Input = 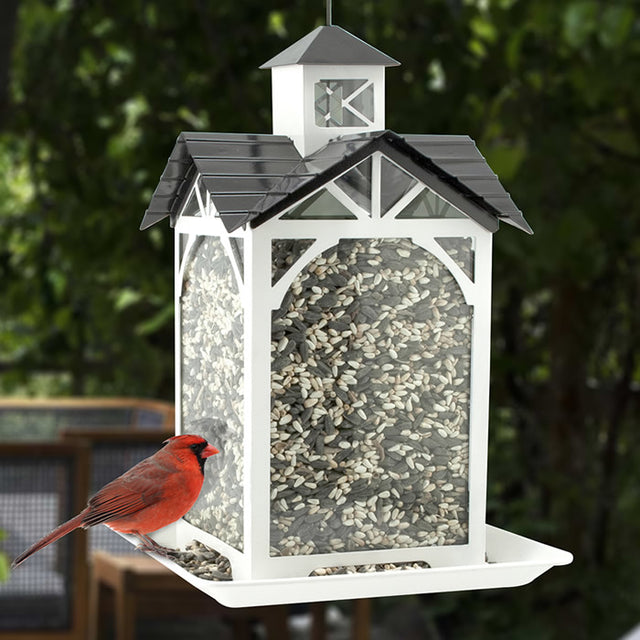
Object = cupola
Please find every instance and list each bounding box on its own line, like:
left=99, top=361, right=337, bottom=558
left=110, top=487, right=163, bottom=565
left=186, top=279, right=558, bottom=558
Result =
left=260, top=25, right=399, bottom=156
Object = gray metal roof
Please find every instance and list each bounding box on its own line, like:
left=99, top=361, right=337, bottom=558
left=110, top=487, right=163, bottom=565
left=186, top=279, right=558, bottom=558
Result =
left=141, top=130, right=532, bottom=235
left=260, top=26, right=400, bottom=69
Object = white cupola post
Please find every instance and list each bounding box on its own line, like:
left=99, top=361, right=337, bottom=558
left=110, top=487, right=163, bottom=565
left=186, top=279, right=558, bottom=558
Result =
left=260, top=25, right=399, bottom=156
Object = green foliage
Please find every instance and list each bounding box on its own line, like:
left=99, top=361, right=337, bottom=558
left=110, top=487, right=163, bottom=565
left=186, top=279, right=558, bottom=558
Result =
left=1, top=0, right=640, bottom=637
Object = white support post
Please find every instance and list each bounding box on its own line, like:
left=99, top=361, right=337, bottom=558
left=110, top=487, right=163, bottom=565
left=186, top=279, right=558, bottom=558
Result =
left=244, top=226, right=274, bottom=579
left=466, top=231, right=493, bottom=564
left=174, top=231, right=183, bottom=437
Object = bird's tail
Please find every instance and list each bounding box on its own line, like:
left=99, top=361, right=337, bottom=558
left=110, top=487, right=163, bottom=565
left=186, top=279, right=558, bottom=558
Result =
left=10, top=511, right=87, bottom=569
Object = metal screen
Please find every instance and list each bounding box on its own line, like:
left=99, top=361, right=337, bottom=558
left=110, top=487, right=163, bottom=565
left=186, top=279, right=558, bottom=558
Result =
left=0, top=457, right=75, bottom=630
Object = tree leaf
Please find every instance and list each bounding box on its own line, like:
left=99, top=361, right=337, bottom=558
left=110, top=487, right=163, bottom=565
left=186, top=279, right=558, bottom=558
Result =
left=563, top=1, right=597, bottom=48
left=599, top=5, right=634, bottom=49
left=135, top=304, right=174, bottom=336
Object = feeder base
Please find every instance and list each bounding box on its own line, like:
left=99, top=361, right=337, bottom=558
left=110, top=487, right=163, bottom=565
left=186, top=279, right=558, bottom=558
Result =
left=117, top=523, right=572, bottom=608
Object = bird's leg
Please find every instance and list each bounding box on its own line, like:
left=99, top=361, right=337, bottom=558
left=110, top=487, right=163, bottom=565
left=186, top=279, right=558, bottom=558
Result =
left=131, top=532, right=176, bottom=557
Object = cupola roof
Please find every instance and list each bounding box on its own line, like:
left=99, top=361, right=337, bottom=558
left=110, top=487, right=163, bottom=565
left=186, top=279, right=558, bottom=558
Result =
left=260, top=25, right=400, bottom=69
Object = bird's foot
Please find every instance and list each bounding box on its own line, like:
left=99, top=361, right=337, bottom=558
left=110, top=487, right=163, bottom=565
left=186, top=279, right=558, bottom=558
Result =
left=132, top=532, right=176, bottom=558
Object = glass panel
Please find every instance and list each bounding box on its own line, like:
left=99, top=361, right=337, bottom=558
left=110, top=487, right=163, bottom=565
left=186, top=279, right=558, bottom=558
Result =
left=335, top=158, right=372, bottom=213
left=349, top=84, right=374, bottom=121
left=229, top=237, right=244, bottom=282
left=435, top=237, right=475, bottom=281
left=180, top=187, right=202, bottom=217
left=181, top=236, right=244, bottom=551
left=270, top=237, right=471, bottom=556
left=380, top=157, right=418, bottom=216
left=315, top=79, right=372, bottom=127
left=272, top=239, right=315, bottom=285
left=281, top=189, right=357, bottom=220
left=396, top=188, right=466, bottom=219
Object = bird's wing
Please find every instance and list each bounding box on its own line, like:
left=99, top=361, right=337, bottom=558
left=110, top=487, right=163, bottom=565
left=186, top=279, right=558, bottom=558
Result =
left=82, top=457, right=166, bottom=527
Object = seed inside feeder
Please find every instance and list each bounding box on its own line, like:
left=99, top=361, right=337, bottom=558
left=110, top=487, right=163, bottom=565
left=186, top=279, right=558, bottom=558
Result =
left=181, top=236, right=245, bottom=551
left=270, top=237, right=471, bottom=556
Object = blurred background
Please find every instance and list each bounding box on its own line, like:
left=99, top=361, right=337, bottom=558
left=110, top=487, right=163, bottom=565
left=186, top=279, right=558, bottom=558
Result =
left=0, top=0, right=639, bottom=637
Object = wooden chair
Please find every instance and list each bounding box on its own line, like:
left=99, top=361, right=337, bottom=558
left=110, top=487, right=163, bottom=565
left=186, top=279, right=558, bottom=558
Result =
left=0, top=441, right=90, bottom=639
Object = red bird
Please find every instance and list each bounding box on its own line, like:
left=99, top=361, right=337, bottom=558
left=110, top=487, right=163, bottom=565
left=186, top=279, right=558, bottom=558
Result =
left=11, top=434, right=219, bottom=569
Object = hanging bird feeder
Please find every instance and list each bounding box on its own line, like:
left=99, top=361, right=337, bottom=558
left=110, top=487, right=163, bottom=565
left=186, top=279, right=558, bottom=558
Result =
left=136, top=21, right=571, bottom=607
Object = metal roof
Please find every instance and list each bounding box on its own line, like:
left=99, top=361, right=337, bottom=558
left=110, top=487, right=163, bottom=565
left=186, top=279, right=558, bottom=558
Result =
left=260, top=25, right=400, bottom=69
left=141, top=130, right=532, bottom=235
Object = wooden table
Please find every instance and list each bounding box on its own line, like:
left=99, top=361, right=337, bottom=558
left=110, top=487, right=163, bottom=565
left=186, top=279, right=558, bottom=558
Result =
left=89, top=552, right=289, bottom=640
left=89, top=551, right=371, bottom=640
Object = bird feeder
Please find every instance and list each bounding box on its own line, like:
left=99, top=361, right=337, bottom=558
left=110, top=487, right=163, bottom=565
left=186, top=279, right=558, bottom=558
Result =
left=138, top=24, right=571, bottom=607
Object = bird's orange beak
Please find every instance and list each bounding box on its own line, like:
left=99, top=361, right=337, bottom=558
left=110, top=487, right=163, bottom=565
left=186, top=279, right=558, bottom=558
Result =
left=202, top=444, right=220, bottom=458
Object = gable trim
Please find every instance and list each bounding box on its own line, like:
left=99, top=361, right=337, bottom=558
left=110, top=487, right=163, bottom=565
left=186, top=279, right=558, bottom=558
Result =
left=250, top=135, right=499, bottom=233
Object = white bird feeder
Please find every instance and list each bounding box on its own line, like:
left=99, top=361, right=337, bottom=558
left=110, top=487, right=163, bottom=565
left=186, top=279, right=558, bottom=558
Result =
left=138, top=24, right=571, bottom=607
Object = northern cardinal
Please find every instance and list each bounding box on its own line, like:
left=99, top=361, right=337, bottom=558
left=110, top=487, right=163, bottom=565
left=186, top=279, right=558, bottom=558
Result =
left=11, top=434, right=219, bottom=569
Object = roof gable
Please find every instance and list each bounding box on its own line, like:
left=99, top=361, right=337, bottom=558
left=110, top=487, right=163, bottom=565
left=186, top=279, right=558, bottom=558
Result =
left=260, top=25, right=400, bottom=69
left=141, top=130, right=532, bottom=235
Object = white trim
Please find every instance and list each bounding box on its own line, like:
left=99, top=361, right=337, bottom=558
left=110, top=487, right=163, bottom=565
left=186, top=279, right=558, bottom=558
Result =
left=206, top=190, right=213, bottom=217
left=174, top=232, right=183, bottom=437
left=466, top=231, right=493, bottom=560
left=265, top=217, right=483, bottom=239
left=175, top=214, right=231, bottom=236
left=384, top=182, right=425, bottom=219
left=175, top=174, right=206, bottom=222
left=270, top=237, right=337, bottom=310
left=340, top=79, right=375, bottom=127
left=325, top=181, right=369, bottom=220
left=409, top=233, right=475, bottom=304
left=259, top=226, right=486, bottom=574
left=194, top=176, right=205, bottom=214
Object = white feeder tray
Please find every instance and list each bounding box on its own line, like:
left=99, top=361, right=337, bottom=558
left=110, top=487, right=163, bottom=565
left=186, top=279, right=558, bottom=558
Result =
left=119, top=521, right=572, bottom=608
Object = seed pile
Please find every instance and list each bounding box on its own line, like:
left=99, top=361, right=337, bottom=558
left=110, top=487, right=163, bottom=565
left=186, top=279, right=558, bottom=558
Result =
left=181, top=236, right=244, bottom=551
left=272, top=239, right=315, bottom=285
left=170, top=541, right=233, bottom=581
left=270, top=237, right=471, bottom=556
left=310, top=560, right=430, bottom=576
